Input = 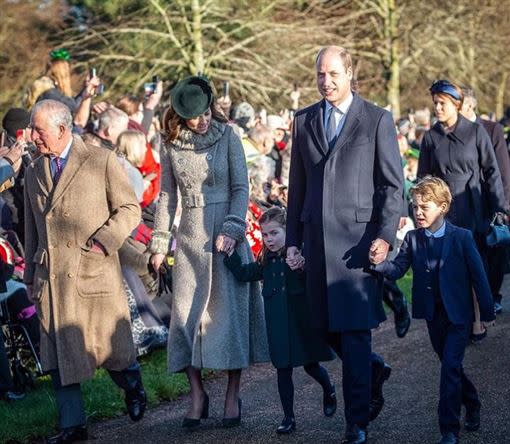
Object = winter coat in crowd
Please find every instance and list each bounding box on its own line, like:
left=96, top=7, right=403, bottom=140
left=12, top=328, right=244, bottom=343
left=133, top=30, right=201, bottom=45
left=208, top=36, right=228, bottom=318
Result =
left=150, top=119, right=268, bottom=372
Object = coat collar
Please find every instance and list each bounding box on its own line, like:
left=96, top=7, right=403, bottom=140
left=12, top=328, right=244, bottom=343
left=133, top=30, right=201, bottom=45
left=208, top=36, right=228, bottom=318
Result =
left=308, top=93, right=363, bottom=157
left=35, top=135, right=92, bottom=211
left=431, top=114, right=472, bottom=145
left=417, top=220, right=454, bottom=269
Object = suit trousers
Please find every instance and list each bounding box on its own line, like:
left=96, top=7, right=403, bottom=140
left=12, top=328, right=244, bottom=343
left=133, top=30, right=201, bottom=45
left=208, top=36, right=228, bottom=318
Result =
left=327, top=330, right=372, bottom=428
left=427, top=304, right=480, bottom=436
left=487, top=245, right=508, bottom=303
left=50, top=361, right=142, bottom=429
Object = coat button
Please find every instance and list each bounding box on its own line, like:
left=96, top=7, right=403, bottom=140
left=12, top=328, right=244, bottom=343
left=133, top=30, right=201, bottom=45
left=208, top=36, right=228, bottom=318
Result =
left=50, top=274, right=56, bottom=279
left=48, top=245, right=55, bottom=250
left=67, top=273, right=74, bottom=278
left=282, top=286, right=286, bottom=291
left=64, top=212, right=70, bottom=217
left=186, top=184, right=192, bottom=189
left=67, top=241, right=72, bottom=248
left=280, top=272, right=284, bottom=276
left=46, top=214, right=53, bottom=220
left=181, top=172, right=187, bottom=177
left=272, top=288, right=277, bottom=292
left=206, top=154, right=213, bottom=160
left=426, top=269, right=430, bottom=273
left=427, top=286, right=432, bottom=290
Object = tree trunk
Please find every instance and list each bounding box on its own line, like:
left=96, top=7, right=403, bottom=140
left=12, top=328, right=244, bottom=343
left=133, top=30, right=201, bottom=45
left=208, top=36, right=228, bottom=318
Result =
left=385, top=0, right=400, bottom=118
left=190, top=0, right=205, bottom=75
left=495, top=72, right=508, bottom=120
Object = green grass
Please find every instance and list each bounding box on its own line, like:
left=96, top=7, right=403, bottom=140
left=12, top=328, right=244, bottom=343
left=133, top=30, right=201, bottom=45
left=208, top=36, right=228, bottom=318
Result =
left=398, top=271, right=413, bottom=304
left=0, top=349, right=191, bottom=443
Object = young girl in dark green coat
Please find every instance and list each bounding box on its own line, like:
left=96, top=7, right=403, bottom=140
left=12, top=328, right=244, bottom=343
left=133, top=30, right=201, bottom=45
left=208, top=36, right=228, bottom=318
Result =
left=224, top=207, right=335, bottom=434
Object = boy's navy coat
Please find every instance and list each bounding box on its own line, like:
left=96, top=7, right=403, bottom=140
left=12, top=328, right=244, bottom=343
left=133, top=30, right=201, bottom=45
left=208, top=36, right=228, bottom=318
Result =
left=374, top=222, right=495, bottom=325
left=286, top=93, right=404, bottom=331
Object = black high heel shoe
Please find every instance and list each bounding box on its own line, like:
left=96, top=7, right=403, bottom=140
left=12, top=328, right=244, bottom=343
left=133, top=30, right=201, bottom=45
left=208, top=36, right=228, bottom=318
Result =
left=182, top=392, right=209, bottom=429
left=222, top=398, right=242, bottom=428
left=276, top=416, right=296, bottom=434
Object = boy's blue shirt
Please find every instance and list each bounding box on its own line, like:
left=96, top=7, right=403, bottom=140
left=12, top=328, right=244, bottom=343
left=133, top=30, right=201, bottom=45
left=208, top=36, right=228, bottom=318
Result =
left=373, top=221, right=495, bottom=325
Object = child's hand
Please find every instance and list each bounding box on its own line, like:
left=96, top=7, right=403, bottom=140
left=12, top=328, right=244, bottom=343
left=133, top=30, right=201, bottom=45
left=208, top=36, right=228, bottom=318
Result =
left=483, top=320, right=496, bottom=328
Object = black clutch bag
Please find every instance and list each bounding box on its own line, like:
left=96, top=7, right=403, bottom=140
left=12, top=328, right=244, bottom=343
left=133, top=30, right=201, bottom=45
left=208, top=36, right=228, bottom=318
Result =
left=486, top=213, right=510, bottom=247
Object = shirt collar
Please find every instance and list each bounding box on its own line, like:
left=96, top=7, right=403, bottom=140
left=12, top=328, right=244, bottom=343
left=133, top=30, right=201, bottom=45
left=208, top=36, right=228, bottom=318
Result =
left=424, top=221, right=446, bottom=238
left=325, top=91, right=353, bottom=116
left=52, top=137, right=73, bottom=160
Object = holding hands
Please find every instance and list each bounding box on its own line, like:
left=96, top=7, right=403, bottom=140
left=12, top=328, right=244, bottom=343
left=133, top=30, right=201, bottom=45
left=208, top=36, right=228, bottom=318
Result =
left=216, top=234, right=236, bottom=256
left=369, top=238, right=390, bottom=265
left=286, top=246, right=305, bottom=270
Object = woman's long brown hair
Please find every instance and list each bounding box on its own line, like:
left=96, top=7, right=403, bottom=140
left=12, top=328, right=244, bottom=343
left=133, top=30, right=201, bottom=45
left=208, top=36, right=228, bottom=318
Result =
left=162, top=99, right=228, bottom=143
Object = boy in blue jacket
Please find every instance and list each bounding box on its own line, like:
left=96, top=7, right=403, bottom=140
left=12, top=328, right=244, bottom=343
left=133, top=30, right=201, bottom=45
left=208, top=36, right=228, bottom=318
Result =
left=372, top=176, right=495, bottom=444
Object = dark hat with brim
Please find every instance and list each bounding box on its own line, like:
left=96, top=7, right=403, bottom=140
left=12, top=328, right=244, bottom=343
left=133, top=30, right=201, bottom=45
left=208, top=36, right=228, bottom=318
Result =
left=171, top=76, right=213, bottom=120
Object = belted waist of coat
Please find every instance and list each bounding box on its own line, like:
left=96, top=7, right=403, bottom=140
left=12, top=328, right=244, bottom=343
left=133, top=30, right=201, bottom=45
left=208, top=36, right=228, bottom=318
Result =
left=181, top=192, right=231, bottom=208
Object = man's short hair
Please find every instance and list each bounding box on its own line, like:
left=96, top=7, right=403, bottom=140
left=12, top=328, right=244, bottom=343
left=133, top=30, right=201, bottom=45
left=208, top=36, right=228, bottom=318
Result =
left=411, top=176, right=452, bottom=212
left=461, top=86, right=477, bottom=108
left=31, top=99, right=73, bottom=130
left=98, top=107, right=129, bottom=132
left=315, top=46, right=353, bottom=72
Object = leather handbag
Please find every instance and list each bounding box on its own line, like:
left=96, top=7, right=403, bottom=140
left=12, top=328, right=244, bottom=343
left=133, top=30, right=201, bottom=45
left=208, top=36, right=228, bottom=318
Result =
left=486, top=214, right=510, bottom=247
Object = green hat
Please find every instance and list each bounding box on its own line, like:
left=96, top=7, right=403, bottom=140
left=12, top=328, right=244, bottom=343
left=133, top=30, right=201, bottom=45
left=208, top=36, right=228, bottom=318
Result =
left=171, top=76, right=213, bottom=119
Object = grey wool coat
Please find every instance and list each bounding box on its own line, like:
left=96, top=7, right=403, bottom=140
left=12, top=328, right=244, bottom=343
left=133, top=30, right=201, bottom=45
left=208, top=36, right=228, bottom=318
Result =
left=150, top=119, right=269, bottom=372
left=23, top=136, right=141, bottom=386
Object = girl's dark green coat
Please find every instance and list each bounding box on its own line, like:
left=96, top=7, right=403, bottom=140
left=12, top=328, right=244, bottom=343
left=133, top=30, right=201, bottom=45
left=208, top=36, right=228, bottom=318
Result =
left=224, top=251, right=334, bottom=369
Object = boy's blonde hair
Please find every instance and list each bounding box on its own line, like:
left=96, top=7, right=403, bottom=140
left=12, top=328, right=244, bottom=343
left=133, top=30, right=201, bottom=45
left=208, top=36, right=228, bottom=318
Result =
left=411, top=176, right=452, bottom=211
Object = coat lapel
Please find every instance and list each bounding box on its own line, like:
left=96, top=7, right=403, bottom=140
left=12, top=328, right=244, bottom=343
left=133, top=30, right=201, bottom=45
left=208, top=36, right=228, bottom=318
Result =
left=328, top=93, right=362, bottom=158
left=307, top=100, right=329, bottom=156
left=439, top=222, right=453, bottom=269
left=34, top=156, right=53, bottom=198
left=48, top=136, right=92, bottom=212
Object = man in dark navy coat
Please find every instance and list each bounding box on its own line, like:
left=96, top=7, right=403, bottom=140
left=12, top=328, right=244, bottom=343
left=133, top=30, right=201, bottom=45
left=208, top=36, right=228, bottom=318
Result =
left=286, top=46, right=403, bottom=444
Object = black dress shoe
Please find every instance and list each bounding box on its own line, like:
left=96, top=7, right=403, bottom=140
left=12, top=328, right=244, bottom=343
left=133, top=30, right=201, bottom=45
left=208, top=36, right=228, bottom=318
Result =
left=370, top=363, right=391, bottom=422
left=323, top=384, right=337, bottom=417
left=182, top=393, right=209, bottom=429
left=437, top=432, right=458, bottom=444
left=465, top=405, right=480, bottom=431
left=395, top=307, right=411, bottom=338
left=222, top=398, right=242, bottom=428
left=341, top=424, right=367, bottom=444
left=470, top=328, right=487, bottom=344
left=125, top=385, right=147, bottom=421
left=46, top=425, right=88, bottom=444
left=276, top=416, right=296, bottom=434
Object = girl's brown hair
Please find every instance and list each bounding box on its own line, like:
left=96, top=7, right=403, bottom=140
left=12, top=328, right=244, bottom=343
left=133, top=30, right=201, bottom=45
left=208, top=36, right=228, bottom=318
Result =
left=257, top=206, right=287, bottom=264
left=116, top=95, right=142, bottom=117
left=162, top=99, right=228, bottom=143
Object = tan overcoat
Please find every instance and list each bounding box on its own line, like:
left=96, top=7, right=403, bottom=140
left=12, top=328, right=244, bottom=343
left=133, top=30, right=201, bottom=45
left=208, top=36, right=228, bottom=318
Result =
left=23, top=136, right=141, bottom=386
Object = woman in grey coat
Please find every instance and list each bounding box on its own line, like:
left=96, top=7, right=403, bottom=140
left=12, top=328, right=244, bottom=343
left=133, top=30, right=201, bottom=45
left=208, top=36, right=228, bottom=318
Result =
left=150, top=76, right=268, bottom=429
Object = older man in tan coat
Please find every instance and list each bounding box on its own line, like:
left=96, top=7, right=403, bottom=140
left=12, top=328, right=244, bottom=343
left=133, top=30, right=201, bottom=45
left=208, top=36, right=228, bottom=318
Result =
left=24, top=100, right=145, bottom=444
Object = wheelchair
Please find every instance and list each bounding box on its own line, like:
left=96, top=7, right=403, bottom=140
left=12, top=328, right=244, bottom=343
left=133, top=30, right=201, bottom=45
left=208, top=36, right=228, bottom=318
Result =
left=1, top=295, right=43, bottom=393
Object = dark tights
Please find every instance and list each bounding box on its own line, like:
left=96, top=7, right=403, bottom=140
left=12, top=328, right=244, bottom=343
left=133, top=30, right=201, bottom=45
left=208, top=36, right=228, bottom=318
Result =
left=277, top=363, right=332, bottom=418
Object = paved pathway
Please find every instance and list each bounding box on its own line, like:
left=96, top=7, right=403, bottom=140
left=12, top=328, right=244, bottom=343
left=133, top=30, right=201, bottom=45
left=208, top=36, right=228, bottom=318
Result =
left=90, top=281, right=510, bottom=443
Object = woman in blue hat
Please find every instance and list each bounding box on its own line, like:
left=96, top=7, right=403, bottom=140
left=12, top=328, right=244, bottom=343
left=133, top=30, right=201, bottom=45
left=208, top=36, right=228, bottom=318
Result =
left=150, top=76, right=268, bottom=429
left=418, top=80, right=507, bottom=342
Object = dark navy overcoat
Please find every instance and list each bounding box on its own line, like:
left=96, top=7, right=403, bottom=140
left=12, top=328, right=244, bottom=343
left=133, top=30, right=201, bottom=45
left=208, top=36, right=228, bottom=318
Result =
left=418, top=115, right=507, bottom=234
left=286, top=94, right=404, bottom=332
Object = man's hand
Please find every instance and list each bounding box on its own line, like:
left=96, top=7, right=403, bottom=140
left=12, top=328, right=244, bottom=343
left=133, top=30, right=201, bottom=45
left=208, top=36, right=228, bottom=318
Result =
left=84, top=74, right=101, bottom=99
left=215, top=234, right=236, bottom=255
left=90, top=240, right=106, bottom=255
left=286, top=252, right=305, bottom=271
left=398, top=217, right=407, bottom=230
left=369, top=238, right=390, bottom=265
left=286, top=246, right=302, bottom=269
left=92, top=101, right=110, bottom=115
